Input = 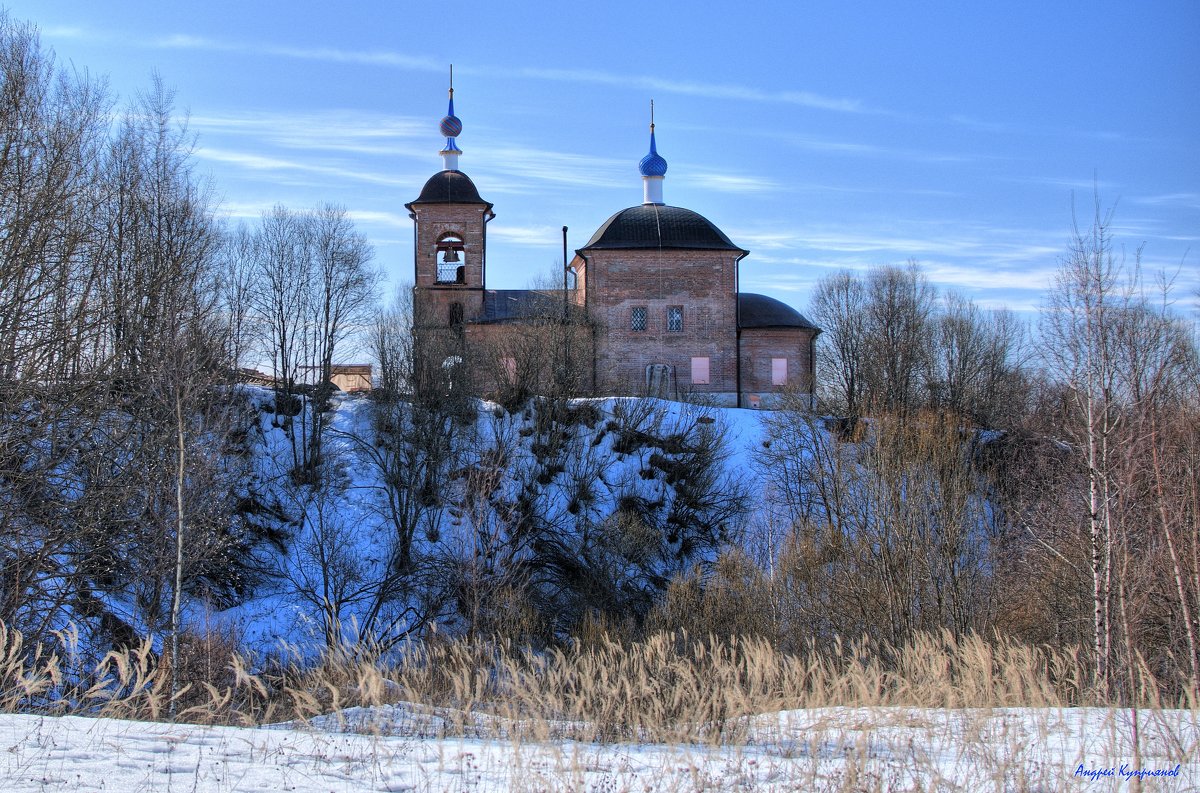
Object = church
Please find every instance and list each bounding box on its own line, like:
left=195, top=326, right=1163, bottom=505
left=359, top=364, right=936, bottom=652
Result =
left=408, top=84, right=819, bottom=408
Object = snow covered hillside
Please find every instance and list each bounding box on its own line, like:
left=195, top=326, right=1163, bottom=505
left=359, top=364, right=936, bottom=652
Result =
left=216, top=388, right=775, bottom=653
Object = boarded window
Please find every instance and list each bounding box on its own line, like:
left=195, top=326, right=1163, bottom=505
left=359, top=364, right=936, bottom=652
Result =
left=666, top=305, right=683, bottom=332
left=771, top=357, right=788, bottom=386
left=631, top=306, right=647, bottom=331
left=691, top=356, right=710, bottom=385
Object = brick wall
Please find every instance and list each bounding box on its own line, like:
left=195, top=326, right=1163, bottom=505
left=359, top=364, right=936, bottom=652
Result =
left=465, top=320, right=596, bottom=398
left=411, top=203, right=490, bottom=328
left=738, top=327, right=817, bottom=402
left=583, top=248, right=738, bottom=399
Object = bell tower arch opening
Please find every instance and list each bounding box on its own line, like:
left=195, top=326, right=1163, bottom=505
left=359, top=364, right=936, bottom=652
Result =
left=436, top=233, right=466, bottom=283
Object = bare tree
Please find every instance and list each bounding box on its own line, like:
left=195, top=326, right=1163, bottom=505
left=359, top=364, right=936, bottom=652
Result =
left=249, top=204, right=377, bottom=479
left=809, top=270, right=867, bottom=419
left=250, top=205, right=310, bottom=473
left=0, top=22, right=266, bottom=658
left=928, top=292, right=1030, bottom=427
left=1039, top=198, right=1200, bottom=695
left=862, top=261, right=936, bottom=418
left=303, top=204, right=377, bottom=466
left=1040, top=203, right=1132, bottom=694
left=0, top=12, right=109, bottom=383
left=216, top=223, right=259, bottom=373
left=98, top=76, right=216, bottom=381
left=307, top=205, right=376, bottom=386
left=758, top=401, right=994, bottom=650
left=809, top=263, right=937, bottom=422
left=0, top=15, right=110, bottom=640
left=373, top=287, right=426, bottom=401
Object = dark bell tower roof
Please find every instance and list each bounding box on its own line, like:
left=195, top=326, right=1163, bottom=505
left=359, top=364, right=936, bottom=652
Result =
left=407, top=170, right=492, bottom=208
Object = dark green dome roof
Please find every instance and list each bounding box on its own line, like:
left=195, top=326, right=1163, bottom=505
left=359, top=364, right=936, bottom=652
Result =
left=739, top=293, right=820, bottom=331
left=581, top=205, right=745, bottom=252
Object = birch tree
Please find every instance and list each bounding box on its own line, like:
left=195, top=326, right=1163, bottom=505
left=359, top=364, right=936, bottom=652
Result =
left=1038, top=201, right=1199, bottom=694
left=1041, top=203, right=1128, bottom=693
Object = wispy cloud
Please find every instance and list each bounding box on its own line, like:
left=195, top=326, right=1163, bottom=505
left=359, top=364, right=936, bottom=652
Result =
left=948, top=114, right=1026, bottom=135
left=488, top=224, right=565, bottom=247
left=746, top=253, right=1057, bottom=310
left=189, top=111, right=430, bottom=158
left=1000, top=174, right=1113, bottom=192
left=150, top=34, right=444, bottom=73
left=515, top=67, right=867, bottom=113
left=676, top=172, right=777, bottom=194
left=731, top=231, right=809, bottom=251
left=40, top=25, right=94, bottom=40
left=196, top=147, right=415, bottom=188
left=345, top=210, right=413, bottom=230
left=45, top=26, right=870, bottom=116
left=475, top=146, right=628, bottom=191
left=189, top=108, right=633, bottom=197
left=920, top=260, right=1059, bottom=292
left=214, top=200, right=274, bottom=221
left=775, top=133, right=979, bottom=164
left=948, top=113, right=1132, bottom=145
left=1131, top=192, right=1200, bottom=210
left=732, top=219, right=1071, bottom=302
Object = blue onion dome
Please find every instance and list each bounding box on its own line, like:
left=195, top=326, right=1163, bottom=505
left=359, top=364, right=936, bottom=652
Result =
left=440, top=111, right=462, bottom=138
left=638, top=127, right=668, bottom=177
left=440, top=91, right=463, bottom=138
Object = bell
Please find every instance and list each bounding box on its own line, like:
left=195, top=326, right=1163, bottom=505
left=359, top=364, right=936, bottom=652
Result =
left=441, top=247, right=460, bottom=263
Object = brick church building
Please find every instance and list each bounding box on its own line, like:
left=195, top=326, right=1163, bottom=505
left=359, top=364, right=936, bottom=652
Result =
left=408, top=86, right=819, bottom=408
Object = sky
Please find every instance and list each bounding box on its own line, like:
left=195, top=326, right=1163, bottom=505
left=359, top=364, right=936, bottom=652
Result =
left=6, top=0, right=1198, bottom=317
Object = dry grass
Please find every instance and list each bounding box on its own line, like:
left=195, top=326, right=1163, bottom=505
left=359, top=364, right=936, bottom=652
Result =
left=4, top=622, right=1197, bottom=791
left=2, top=621, right=1195, bottom=745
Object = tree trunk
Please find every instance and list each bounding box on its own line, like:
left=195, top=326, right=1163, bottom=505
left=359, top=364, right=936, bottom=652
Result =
left=169, top=390, right=186, bottom=720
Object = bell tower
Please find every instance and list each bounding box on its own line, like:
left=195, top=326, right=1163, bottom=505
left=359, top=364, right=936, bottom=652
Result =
left=407, top=68, right=494, bottom=332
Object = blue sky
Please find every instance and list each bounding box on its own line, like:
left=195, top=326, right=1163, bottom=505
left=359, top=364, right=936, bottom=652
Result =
left=8, top=0, right=1198, bottom=316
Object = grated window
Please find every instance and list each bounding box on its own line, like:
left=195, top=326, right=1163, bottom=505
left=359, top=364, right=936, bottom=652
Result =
left=631, top=306, right=647, bottom=332
left=667, top=305, right=683, bottom=332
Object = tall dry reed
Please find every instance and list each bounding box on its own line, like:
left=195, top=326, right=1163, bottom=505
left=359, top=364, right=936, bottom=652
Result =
left=2, top=621, right=1194, bottom=745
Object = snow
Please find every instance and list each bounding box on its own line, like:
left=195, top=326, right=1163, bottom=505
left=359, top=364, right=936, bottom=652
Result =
left=1, top=706, right=1193, bottom=791
left=215, top=390, right=781, bottom=653
left=6, top=391, right=1198, bottom=790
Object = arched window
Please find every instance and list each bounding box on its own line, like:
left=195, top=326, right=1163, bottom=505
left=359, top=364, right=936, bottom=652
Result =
left=436, top=233, right=465, bottom=284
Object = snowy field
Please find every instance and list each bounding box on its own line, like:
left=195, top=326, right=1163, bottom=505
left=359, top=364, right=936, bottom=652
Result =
left=2, top=705, right=1195, bottom=791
